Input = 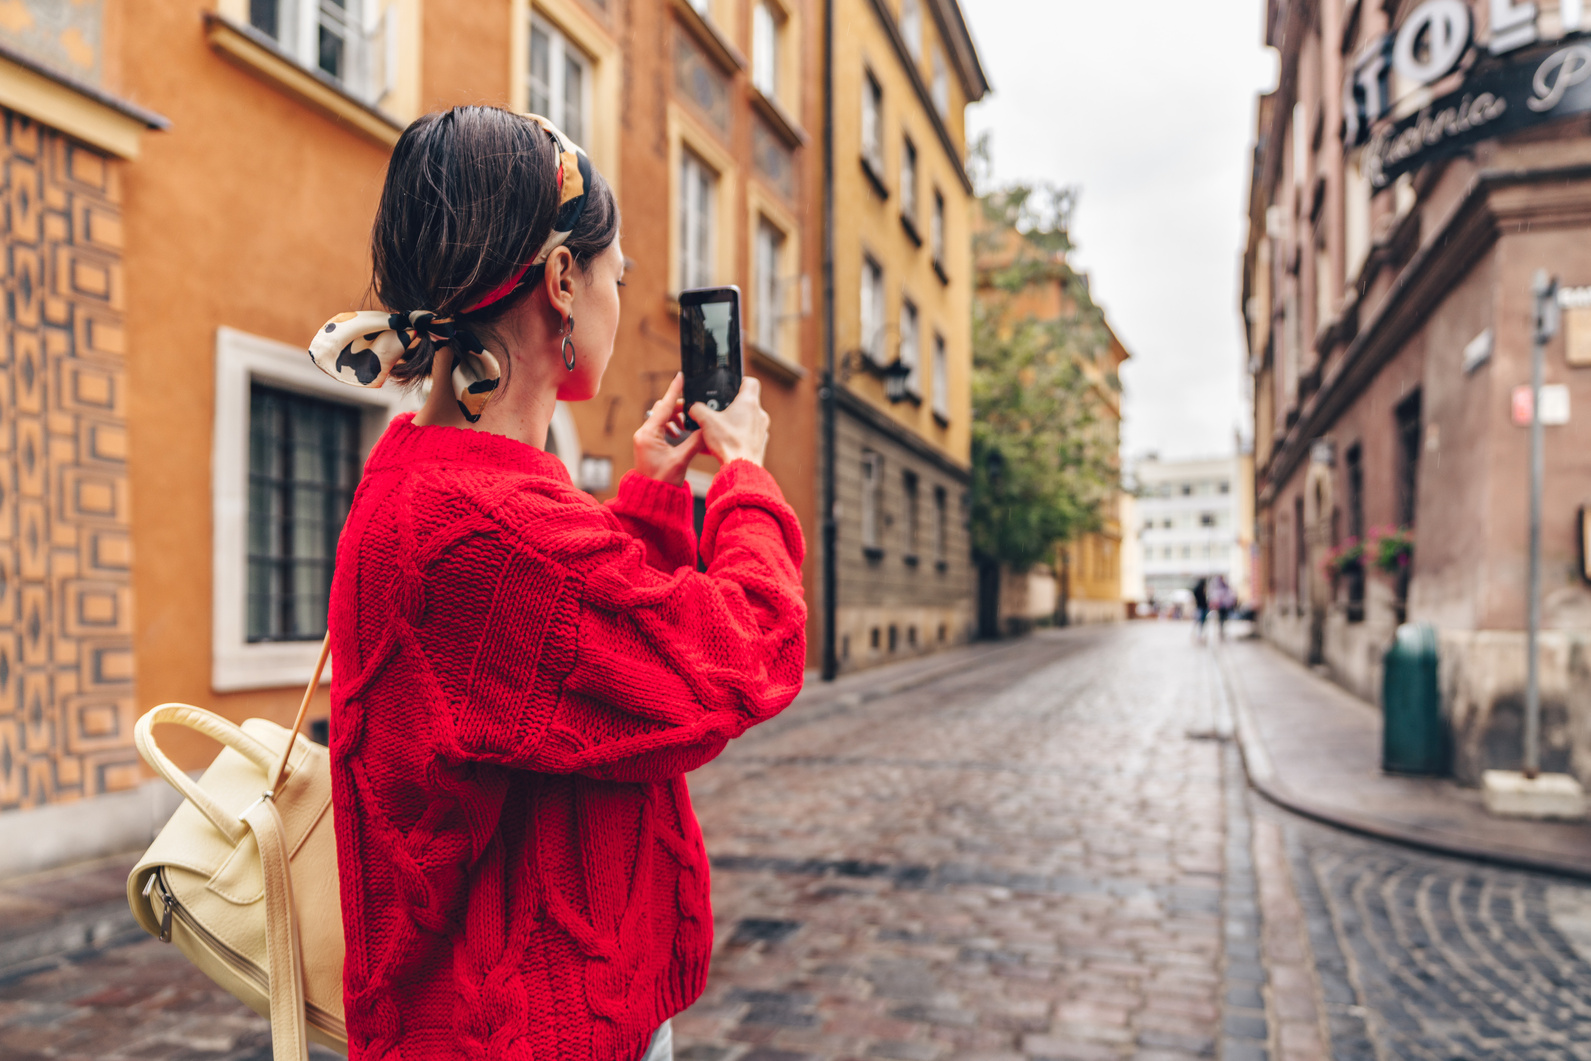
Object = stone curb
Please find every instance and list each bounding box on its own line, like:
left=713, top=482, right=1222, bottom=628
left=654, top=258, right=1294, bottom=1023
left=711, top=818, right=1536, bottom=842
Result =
left=1213, top=644, right=1591, bottom=884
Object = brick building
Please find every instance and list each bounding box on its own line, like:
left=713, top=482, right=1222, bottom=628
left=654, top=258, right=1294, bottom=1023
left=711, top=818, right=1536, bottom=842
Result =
left=1244, top=0, right=1591, bottom=785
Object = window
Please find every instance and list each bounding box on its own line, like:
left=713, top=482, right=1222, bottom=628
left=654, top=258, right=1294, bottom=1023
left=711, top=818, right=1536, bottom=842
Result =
left=903, top=470, right=920, bottom=558
left=933, top=485, right=947, bottom=564
left=1200, top=513, right=1216, bottom=527
left=862, top=70, right=884, bottom=177
left=900, top=136, right=918, bottom=228
left=1346, top=443, right=1365, bottom=622
left=900, top=0, right=922, bottom=61
left=930, top=190, right=946, bottom=270
left=754, top=216, right=787, bottom=356
left=1219, top=481, right=1231, bottom=494
left=1293, top=495, right=1305, bottom=602
left=247, top=385, right=361, bottom=642
left=249, top=0, right=388, bottom=103
left=861, top=254, right=885, bottom=362
left=862, top=450, right=883, bottom=550
left=930, top=44, right=949, bottom=116
left=931, top=332, right=949, bottom=420
left=530, top=16, right=592, bottom=147
left=679, top=148, right=717, bottom=291
left=1181, top=484, right=1192, bottom=496
left=751, top=1, right=780, bottom=100
left=688, top=0, right=711, bottom=14
left=899, top=298, right=920, bottom=393
left=1395, top=391, right=1422, bottom=528
left=214, top=328, right=417, bottom=691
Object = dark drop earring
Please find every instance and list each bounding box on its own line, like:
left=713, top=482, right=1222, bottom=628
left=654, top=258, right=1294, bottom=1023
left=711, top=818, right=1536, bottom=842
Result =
left=561, top=316, right=577, bottom=372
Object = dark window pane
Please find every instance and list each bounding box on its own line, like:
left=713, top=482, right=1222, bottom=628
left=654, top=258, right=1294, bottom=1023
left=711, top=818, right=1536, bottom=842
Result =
left=249, top=0, right=280, bottom=39
left=247, top=384, right=362, bottom=642
left=319, top=25, right=345, bottom=80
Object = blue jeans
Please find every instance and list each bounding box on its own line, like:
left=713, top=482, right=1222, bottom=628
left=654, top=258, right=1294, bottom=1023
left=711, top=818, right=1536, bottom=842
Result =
left=640, top=1020, right=673, bottom=1061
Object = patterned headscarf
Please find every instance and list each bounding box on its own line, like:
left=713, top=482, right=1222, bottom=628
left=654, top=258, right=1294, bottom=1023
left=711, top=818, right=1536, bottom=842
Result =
left=308, top=113, right=593, bottom=422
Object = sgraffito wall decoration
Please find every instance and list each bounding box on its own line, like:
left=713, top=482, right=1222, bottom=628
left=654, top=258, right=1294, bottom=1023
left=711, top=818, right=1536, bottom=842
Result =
left=0, top=0, right=104, bottom=85
left=0, top=109, right=136, bottom=810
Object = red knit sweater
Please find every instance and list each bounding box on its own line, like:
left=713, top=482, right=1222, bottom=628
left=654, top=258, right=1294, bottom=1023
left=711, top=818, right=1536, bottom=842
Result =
left=326, top=414, right=807, bottom=1061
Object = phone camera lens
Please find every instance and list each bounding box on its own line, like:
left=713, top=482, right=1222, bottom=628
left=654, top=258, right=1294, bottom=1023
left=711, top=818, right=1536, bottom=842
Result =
left=708, top=399, right=721, bottom=411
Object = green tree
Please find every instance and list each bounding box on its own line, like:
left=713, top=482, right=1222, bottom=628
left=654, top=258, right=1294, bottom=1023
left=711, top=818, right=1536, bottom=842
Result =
left=972, top=182, right=1119, bottom=571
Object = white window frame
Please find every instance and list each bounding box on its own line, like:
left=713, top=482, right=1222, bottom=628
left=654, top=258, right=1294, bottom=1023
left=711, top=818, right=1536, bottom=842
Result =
left=930, top=44, right=949, bottom=116
left=932, top=331, right=949, bottom=419
left=679, top=148, right=719, bottom=291
left=754, top=215, right=787, bottom=355
left=861, top=254, right=886, bottom=363
left=862, top=70, right=884, bottom=175
left=212, top=326, right=419, bottom=692
left=931, top=189, right=946, bottom=267
left=899, top=297, right=920, bottom=394
left=861, top=450, right=883, bottom=549
left=529, top=14, right=594, bottom=148
left=900, top=0, right=923, bottom=61
left=900, top=135, right=918, bottom=226
left=250, top=0, right=394, bottom=105
left=751, top=1, right=781, bottom=101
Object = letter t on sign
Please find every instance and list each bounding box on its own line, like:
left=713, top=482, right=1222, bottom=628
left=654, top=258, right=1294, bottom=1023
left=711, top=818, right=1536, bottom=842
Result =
left=1491, top=0, right=1539, bottom=54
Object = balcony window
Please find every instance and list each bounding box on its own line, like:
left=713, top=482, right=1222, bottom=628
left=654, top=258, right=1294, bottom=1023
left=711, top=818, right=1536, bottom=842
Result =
left=530, top=16, right=592, bottom=147
left=679, top=148, right=718, bottom=291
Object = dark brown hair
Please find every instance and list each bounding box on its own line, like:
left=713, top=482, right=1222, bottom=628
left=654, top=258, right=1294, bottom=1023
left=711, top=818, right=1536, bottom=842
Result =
left=370, top=105, right=619, bottom=383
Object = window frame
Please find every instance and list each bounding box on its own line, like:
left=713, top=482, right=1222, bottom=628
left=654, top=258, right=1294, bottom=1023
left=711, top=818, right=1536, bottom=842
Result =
left=900, top=134, right=919, bottom=234
left=529, top=13, right=595, bottom=148
left=753, top=213, right=788, bottom=356
left=931, top=331, right=949, bottom=421
left=930, top=188, right=947, bottom=277
left=861, top=449, right=884, bottom=552
left=246, top=0, right=393, bottom=106
left=679, top=146, right=720, bottom=292
left=751, top=0, right=781, bottom=101
left=899, top=296, right=921, bottom=396
left=860, top=253, right=886, bottom=364
left=861, top=68, right=885, bottom=184
left=900, top=0, right=923, bottom=61
left=212, top=327, right=418, bottom=692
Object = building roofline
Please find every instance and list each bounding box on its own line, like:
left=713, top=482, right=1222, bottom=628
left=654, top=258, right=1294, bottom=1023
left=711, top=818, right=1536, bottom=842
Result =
left=927, top=0, right=990, bottom=103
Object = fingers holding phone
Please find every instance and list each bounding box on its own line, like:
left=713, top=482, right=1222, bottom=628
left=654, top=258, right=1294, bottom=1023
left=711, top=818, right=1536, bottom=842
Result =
left=633, top=372, right=705, bottom=485
left=691, top=376, right=769, bottom=468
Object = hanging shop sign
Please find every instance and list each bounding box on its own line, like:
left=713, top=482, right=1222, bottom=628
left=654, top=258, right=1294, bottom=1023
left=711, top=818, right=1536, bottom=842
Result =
left=1345, top=0, right=1591, bottom=187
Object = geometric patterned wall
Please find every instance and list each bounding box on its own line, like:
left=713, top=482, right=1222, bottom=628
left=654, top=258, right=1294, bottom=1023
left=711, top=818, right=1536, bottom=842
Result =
left=0, top=109, right=138, bottom=810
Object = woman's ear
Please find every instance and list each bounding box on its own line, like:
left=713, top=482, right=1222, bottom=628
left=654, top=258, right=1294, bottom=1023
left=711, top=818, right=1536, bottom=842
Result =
left=541, top=246, right=577, bottom=321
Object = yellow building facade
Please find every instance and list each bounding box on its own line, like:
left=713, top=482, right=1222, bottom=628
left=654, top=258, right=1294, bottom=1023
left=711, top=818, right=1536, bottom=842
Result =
left=822, top=0, right=987, bottom=672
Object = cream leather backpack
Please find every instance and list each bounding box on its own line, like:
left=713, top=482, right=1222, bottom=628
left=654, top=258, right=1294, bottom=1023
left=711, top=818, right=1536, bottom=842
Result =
left=126, top=638, right=346, bottom=1061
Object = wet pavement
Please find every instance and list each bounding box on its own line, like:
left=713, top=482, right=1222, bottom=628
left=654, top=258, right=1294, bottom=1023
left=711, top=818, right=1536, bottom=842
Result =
left=5, top=623, right=1591, bottom=1060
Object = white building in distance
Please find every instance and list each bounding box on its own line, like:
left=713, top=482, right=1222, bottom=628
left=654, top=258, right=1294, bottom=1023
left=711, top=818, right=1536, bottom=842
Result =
left=1135, top=455, right=1249, bottom=605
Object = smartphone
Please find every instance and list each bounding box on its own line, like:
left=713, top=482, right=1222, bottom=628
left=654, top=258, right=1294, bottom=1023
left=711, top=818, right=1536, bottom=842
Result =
left=679, top=286, right=743, bottom=432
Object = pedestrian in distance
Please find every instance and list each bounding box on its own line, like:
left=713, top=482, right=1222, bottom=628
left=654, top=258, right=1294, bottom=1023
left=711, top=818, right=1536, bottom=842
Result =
left=306, top=106, right=807, bottom=1061
left=1209, top=574, right=1235, bottom=641
left=1191, top=577, right=1209, bottom=643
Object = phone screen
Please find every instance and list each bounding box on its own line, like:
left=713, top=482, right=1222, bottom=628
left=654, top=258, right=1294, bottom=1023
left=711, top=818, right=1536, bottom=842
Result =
left=680, top=286, right=742, bottom=430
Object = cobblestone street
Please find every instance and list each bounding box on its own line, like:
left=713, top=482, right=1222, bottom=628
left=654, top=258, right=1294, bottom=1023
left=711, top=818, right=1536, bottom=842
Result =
left=7, top=624, right=1591, bottom=1060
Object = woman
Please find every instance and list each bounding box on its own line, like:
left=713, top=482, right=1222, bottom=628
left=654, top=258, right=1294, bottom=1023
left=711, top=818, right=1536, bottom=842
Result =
left=309, top=107, right=807, bottom=1061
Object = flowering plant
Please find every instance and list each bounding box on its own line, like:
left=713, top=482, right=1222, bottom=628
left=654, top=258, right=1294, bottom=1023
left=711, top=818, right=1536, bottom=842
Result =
left=1323, top=537, right=1365, bottom=577
left=1367, top=525, right=1414, bottom=575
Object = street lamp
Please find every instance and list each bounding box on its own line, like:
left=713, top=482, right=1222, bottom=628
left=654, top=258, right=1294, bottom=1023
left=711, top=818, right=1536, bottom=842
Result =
left=881, top=358, right=913, bottom=403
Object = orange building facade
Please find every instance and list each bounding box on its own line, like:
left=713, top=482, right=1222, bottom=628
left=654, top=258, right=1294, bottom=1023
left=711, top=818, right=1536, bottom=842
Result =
left=0, top=0, right=822, bottom=874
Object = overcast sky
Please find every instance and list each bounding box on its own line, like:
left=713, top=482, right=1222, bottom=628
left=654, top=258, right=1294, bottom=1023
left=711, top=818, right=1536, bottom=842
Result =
left=963, top=0, right=1279, bottom=462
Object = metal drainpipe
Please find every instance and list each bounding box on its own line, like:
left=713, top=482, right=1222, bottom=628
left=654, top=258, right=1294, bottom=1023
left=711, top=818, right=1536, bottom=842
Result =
left=820, top=0, right=839, bottom=681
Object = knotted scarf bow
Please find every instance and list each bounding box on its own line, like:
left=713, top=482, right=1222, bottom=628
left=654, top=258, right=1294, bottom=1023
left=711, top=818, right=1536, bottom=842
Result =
left=307, top=113, right=592, bottom=423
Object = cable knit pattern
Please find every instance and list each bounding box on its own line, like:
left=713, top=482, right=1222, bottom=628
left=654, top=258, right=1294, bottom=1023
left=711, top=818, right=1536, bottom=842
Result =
left=327, top=414, right=807, bottom=1061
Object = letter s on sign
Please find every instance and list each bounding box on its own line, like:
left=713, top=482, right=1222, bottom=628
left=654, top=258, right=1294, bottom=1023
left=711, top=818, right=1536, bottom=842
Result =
left=1394, top=0, right=1471, bottom=86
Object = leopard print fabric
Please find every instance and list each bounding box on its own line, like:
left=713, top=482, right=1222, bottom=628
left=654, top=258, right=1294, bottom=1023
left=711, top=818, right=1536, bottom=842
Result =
left=307, top=113, right=592, bottom=423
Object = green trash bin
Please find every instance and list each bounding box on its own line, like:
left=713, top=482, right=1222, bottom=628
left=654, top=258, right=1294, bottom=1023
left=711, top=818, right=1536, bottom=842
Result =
left=1382, top=622, right=1447, bottom=775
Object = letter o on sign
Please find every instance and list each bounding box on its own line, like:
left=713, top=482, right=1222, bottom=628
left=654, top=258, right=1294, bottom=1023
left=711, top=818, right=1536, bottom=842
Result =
left=1394, top=0, right=1472, bottom=86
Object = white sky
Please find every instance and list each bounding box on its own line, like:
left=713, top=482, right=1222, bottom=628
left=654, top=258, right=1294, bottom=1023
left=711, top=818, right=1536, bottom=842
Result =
left=963, top=0, right=1279, bottom=462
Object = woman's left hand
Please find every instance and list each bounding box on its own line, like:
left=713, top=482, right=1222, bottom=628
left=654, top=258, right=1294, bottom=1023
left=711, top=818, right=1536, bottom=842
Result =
left=633, top=373, right=706, bottom=486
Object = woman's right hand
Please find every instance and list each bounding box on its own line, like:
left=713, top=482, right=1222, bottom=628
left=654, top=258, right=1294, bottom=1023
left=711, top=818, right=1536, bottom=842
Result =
left=691, top=377, right=769, bottom=467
